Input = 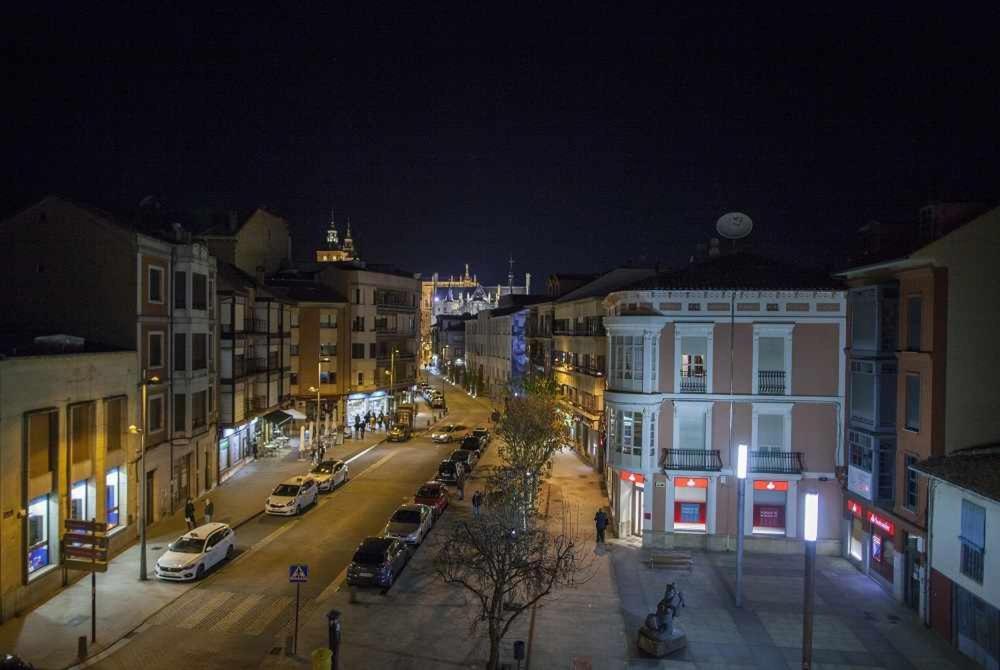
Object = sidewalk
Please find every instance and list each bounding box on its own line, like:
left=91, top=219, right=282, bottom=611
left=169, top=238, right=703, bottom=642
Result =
left=0, top=420, right=415, bottom=670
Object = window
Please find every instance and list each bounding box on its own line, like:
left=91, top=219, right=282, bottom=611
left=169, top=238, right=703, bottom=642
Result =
left=290, top=372, right=298, bottom=385
left=677, top=408, right=707, bottom=451
left=192, top=333, right=207, bottom=370
left=320, top=370, right=335, bottom=384
left=290, top=344, right=299, bottom=356
left=174, top=393, right=187, bottom=432
left=613, top=411, right=643, bottom=455
left=905, top=374, right=920, bottom=431
left=851, top=292, right=876, bottom=350
left=148, top=265, right=164, bottom=303
left=106, top=467, right=126, bottom=530
left=609, top=335, right=644, bottom=391
left=70, top=479, right=90, bottom=520
left=369, top=343, right=377, bottom=359
left=904, top=454, right=918, bottom=510
left=192, top=273, right=207, bottom=310
left=174, top=271, right=187, bottom=308
left=148, top=332, right=164, bottom=369
left=27, top=410, right=57, bottom=478
left=70, top=402, right=95, bottom=464
left=756, top=334, right=788, bottom=395
left=148, top=396, right=164, bottom=433
left=877, top=442, right=895, bottom=503
left=756, top=414, right=784, bottom=452
left=352, top=343, right=365, bottom=359
left=352, top=316, right=365, bottom=332
left=357, top=372, right=364, bottom=386
left=960, top=499, right=986, bottom=583
left=192, top=390, right=207, bottom=429
left=906, top=296, right=922, bottom=351
left=208, top=333, right=214, bottom=370
left=105, top=396, right=126, bottom=452
left=27, top=495, right=50, bottom=575
left=174, top=333, right=187, bottom=371
left=208, top=385, right=214, bottom=413
left=849, top=431, right=873, bottom=471
left=354, top=288, right=361, bottom=304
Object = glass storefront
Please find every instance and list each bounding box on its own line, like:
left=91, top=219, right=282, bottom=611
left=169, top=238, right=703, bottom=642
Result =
left=752, top=480, right=788, bottom=535
left=70, top=479, right=95, bottom=520
left=105, top=467, right=127, bottom=530
left=673, top=477, right=708, bottom=532
left=27, top=495, right=50, bottom=575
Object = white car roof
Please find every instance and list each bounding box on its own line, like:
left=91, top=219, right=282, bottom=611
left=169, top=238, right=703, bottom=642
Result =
left=184, top=522, right=230, bottom=540
left=280, top=475, right=311, bottom=486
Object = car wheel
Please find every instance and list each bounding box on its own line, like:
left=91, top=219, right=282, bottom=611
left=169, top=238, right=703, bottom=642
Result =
left=226, top=544, right=234, bottom=559
left=196, top=564, right=205, bottom=580
left=295, top=504, right=302, bottom=515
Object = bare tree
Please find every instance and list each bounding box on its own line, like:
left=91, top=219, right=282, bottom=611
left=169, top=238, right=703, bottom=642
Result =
left=435, top=471, right=583, bottom=670
left=495, top=375, right=563, bottom=509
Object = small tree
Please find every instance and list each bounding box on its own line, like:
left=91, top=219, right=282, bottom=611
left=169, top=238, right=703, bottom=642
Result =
left=436, top=470, right=582, bottom=670
left=495, top=375, right=563, bottom=510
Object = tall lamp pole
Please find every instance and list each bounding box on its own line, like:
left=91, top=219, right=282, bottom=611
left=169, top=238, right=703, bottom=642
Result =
left=128, top=372, right=158, bottom=581
left=736, top=443, right=748, bottom=607
left=802, top=492, right=819, bottom=670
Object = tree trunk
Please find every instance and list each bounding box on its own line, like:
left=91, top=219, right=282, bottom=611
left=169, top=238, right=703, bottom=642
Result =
left=487, top=631, right=501, bottom=670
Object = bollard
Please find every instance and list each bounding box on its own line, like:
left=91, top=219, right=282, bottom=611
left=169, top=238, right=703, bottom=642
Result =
left=327, top=609, right=342, bottom=670
left=514, top=640, right=525, bottom=670
left=311, top=647, right=332, bottom=670
left=78, top=635, right=88, bottom=660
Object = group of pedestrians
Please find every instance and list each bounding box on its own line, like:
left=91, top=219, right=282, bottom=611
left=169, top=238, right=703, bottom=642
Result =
left=184, top=497, right=215, bottom=530
left=352, top=410, right=388, bottom=438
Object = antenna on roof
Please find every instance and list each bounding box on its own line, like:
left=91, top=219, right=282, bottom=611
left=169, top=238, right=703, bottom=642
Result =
left=716, top=212, right=753, bottom=253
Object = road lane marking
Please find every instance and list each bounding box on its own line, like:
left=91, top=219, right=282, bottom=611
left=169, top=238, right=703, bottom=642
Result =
left=242, top=595, right=294, bottom=636
left=210, top=593, right=264, bottom=632
left=177, top=590, right=236, bottom=629
left=345, top=441, right=383, bottom=464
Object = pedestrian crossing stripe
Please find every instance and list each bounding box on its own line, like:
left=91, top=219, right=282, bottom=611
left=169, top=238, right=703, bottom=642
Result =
left=288, top=563, right=309, bottom=582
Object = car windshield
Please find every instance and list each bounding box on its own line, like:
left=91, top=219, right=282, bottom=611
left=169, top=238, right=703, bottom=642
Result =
left=311, top=463, right=333, bottom=474
left=439, top=462, right=457, bottom=474
left=169, top=537, right=206, bottom=554
left=272, top=484, right=300, bottom=496
left=452, top=451, right=470, bottom=461
left=462, top=437, right=479, bottom=448
left=391, top=509, right=421, bottom=524
left=352, top=551, right=386, bottom=565
left=473, top=430, right=487, bottom=436
left=416, top=486, right=440, bottom=498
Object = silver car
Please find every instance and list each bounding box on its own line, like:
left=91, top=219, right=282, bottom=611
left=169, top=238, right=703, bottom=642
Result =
left=382, top=503, right=434, bottom=545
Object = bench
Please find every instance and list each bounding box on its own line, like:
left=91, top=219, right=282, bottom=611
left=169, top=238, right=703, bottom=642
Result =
left=646, top=551, right=693, bottom=570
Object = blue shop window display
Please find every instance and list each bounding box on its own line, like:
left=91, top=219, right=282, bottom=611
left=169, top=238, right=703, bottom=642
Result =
left=27, top=495, right=49, bottom=574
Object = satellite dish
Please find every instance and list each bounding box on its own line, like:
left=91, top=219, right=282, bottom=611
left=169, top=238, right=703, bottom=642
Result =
left=716, top=212, right=754, bottom=240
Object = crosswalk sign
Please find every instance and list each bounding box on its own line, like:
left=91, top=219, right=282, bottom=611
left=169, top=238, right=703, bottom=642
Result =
left=289, top=564, right=309, bottom=583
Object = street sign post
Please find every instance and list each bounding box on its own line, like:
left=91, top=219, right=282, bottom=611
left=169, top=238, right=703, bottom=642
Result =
left=62, top=519, right=108, bottom=643
left=289, top=564, right=309, bottom=655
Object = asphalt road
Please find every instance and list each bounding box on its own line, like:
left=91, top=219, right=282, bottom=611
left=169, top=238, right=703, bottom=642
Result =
left=91, top=383, right=489, bottom=670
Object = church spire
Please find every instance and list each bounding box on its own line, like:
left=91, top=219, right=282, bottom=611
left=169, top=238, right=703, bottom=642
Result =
left=325, top=208, right=340, bottom=248
left=343, top=217, right=355, bottom=254
left=464, top=263, right=470, bottom=280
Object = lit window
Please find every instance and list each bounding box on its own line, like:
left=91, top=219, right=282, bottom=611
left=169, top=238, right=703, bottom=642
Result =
left=27, top=496, right=50, bottom=574
left=106, top=467, right=127, bottom=530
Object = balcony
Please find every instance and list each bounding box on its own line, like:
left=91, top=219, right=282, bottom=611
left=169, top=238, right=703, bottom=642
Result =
left=245, top=318, right=267, bottom=333
left=758, top=370, right=786, bottom=395
left=750, top=450, right=804, bottom=474
left=251, top=396, right=269, bottom=411
left=662, top=449, right=723, bottom=471
left=960, top=537, right=985, bottom=583
left=679, top=372, right=706, bottom=393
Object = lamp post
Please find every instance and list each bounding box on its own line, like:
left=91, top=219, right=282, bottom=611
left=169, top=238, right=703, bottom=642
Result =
left=736, top=443, right=748, bottom=607
left=802, top=492, right=819, bottom=669
left=128, top=372, right=159, bottom=581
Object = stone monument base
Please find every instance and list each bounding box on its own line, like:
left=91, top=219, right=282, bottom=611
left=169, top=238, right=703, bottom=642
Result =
left=637, top=625, right=687, bottom=658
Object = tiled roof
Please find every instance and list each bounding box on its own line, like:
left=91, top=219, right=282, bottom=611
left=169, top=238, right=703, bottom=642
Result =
left=556, top=267, right=658, bottom=302
left=912, top=448, right=1000, bottom=504
left=627, top=253, right=842, bottom=292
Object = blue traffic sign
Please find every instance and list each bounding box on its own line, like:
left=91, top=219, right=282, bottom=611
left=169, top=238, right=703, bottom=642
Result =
left=289, top=564, right=309, bottom=583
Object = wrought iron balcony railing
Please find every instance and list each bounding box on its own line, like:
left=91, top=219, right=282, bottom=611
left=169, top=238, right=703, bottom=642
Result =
left=679, top=372, right=706, bottom=393
left=662, top=449, right=723, bottom=471
left=758, top=370, right=786, bottom=395
left=750, top=450, right=804, bottom=474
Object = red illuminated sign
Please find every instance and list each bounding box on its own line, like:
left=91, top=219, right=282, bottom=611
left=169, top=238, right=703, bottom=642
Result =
left=847, top=500, right=863, bottom=518
left=869, top=512, right=895, bottom=536
left=674, top=477, right=709, bottom=489
left=752, top=480, right=790, bottom=492
left=619, top=471, right=645, bottom=485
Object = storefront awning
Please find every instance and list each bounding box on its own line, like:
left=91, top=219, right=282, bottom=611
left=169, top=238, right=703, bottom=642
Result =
left=283, top=408, right=307, bottom=420
left=262, top=410, right=294, bottom=426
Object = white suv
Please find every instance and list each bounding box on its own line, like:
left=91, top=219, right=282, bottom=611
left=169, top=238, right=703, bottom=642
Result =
left=155, top=523, right=235, bottom=581
left=265, top=476, right=319, bottom=515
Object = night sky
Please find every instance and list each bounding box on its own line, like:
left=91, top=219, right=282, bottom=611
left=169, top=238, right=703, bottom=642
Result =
left=5, top=7, right=999, bottom=285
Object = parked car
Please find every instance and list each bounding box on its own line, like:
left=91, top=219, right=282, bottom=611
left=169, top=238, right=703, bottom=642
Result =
left=431, top=395, right=446, bottom=409
left=461, top=434, right=484, bottom=457
left=265, top=476, right=319, bottom=515
left=346, top=537, right=410, bottom=588
left=431, top=424, right=465, bottom=443
left=309, top=459, right=348, bottom=492
left=383, top=503, right=434, bottom=545
left=449, top=448, right=478, bottom=471
left=472, top=427, right=490, bottom=447
left=436, top=459, right=465, bottom=486
left=414, top=481, right=450, bottom=518
left=387, top=423, right=412, bottom=442
left=155, top=523, right=235, bottom=581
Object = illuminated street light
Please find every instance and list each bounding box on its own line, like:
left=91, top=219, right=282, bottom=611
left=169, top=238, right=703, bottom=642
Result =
left=802, top=492, right=819, bottom=669
left=736, top=443, right=747, bottom=607
left=128, top=372, right=159, bottom=581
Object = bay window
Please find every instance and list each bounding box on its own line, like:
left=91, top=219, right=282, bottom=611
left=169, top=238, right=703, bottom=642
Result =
left=609, top=335, right=644, bottom=392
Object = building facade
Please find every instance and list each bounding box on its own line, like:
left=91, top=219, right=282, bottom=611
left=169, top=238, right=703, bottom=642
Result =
left=602, top=255, right=846, bottom=552
left=431, top=313, right=474, bottom=383
left=0, top=338, right=138, bottom=621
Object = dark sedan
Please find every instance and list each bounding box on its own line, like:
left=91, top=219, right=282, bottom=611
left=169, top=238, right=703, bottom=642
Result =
left=460, top=435, right=484, bottom=457
left=449, top=448, right=477, bottom=471
left=436, top=460, right=465, bottom=486
left=346, top=537, right=410, bottom=588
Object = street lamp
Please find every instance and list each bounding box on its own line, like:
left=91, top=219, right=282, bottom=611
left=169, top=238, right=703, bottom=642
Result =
left=128, top=372, right=159, bottom=581
left=314, top=357, right=330, bottom=447
left=802, top=492, right=819, bottom=669
left=736, top=443, right=748, bottom=608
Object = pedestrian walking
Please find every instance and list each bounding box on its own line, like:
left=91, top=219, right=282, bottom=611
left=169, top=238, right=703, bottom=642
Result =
left=378, top=411, right=386, bottom=428
left=457, top=476, right=465, bottom=501
left=204, top=498, right=214, bottom=524
left=185, top=498, right=196, bottom=530
left=472, top=490, right=483, bottom=518
left=360, top=421, right=366, bottom=438
left=594, top=509, right=608, bottom=543
left=376, top=414, right=383, bottom=431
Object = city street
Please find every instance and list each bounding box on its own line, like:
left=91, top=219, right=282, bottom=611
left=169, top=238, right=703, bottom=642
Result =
left=85, top=385, right=484, bottom=670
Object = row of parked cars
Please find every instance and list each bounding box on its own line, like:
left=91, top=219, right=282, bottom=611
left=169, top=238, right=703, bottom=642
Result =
left=418, top=382, right=445, bottom=408
left=436, top=427, right=490, bottom=485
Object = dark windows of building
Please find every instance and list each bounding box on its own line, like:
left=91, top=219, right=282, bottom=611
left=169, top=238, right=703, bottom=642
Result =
left=904, top=454, right=918, bottom=511
left=876, top=442, right=895, bottom=503
left=848, top=430, right=873, bottom=472
left=960, top=499, right=986, bottom=583
left=907, top=296, right=922, bottom=352
left=290, top=372, right=298, bottom=386
left=369, top=343, right=377, bottom=359
left=354, top=288, right=361, bottom=304
left=192, top=333, right=208, bottom=370
left=905, top=374, right=920, bottom=431
left=352, top=343, right=365, bottom=359
left=174, top=333, right=187, bottom=371
left=291, top=344, right=299, bottom=356
left=352, top=316, right=364, bottom=332
left=149, top=395, right=164, bottom=432
left=357, top=372, right=364, bottom=386
left=105, top=396, right=126, bottom=452
left=320, top=371, right=335, bottom=384
left=148, top=265, right=164, bottom=303
left=174, top=271, right=186, bottom=308
left=174, top=393, right=187, bottom=432
left=192, top=273, right=208, bottom=310
left=70, top=402, right=95, bottom=464
left=27, top=410, right=57, bottom=479
left=148, top=332, right=164, bottom=369
left=192, top=390, right=207, bottom=429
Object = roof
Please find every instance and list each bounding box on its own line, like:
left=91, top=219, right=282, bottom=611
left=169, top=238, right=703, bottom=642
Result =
left=0, top=333, right=129, bottom=358
left=912, top=447, right=1000, bottom=504
left=557, top=267, right=658, bottom=301
left=266, top=281, right=346, bottom=304
left=627, top=253, right=842, bottom=292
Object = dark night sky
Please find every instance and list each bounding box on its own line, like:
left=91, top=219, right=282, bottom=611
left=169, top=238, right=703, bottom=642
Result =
left=4, top=6, right=1000, bottom=284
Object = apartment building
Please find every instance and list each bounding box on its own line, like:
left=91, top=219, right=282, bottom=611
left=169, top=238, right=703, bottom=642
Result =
left=432, top=313, right=474, bottom=382
left=526, top=301, right=554, bottom=379
left=551, top=268, right=656, bottom=470
left=465, top=297, right=550, bottom=399
left=0, top=196, right=219, bottom=523
left=602, top=254, right=846, bottom=552
left=0, top=336, right=137, bottom=620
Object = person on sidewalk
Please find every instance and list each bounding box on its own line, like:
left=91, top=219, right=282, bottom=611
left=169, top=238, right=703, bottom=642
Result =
left=360, top=421, right=366, bottom=438
left=472, top=490, right=482, bottom=519
left=204, top=498, right=214, bottom=524
left=185, top=498, right=197, bottom=530
left=457, top=476, right=465, bottom=501
left=594, top=509, right=608, bottom=543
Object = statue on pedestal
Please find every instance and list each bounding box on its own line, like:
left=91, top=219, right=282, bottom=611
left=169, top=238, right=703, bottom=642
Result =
left=637, top=582, right=688, bottom=657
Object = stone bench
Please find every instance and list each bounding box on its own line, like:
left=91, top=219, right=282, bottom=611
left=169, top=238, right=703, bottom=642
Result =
left=646, top=551, right=693, bottom=570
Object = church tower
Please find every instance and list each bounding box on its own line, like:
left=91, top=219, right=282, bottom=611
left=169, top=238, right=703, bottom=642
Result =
left=315, top=209, right=359, bottom=262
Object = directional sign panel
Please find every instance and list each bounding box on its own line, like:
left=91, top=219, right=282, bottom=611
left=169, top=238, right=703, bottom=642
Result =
left=288, top=564, right=309, bottom=583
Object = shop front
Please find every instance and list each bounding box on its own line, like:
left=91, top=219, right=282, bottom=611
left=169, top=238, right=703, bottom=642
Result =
left=751, top=480, right=789, bottom=536
left=219, top=417, right=260, bottom=481
left=346, top=390, right=389, bottom=427
left=673, top=477, right=709, bottom=533
left=616, top=470, right=646, bottom=538
left=842, top=496, right=917, bottom=604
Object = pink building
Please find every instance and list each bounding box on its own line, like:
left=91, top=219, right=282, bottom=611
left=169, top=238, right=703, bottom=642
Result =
left=602, top=254, right=847, bottom=554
